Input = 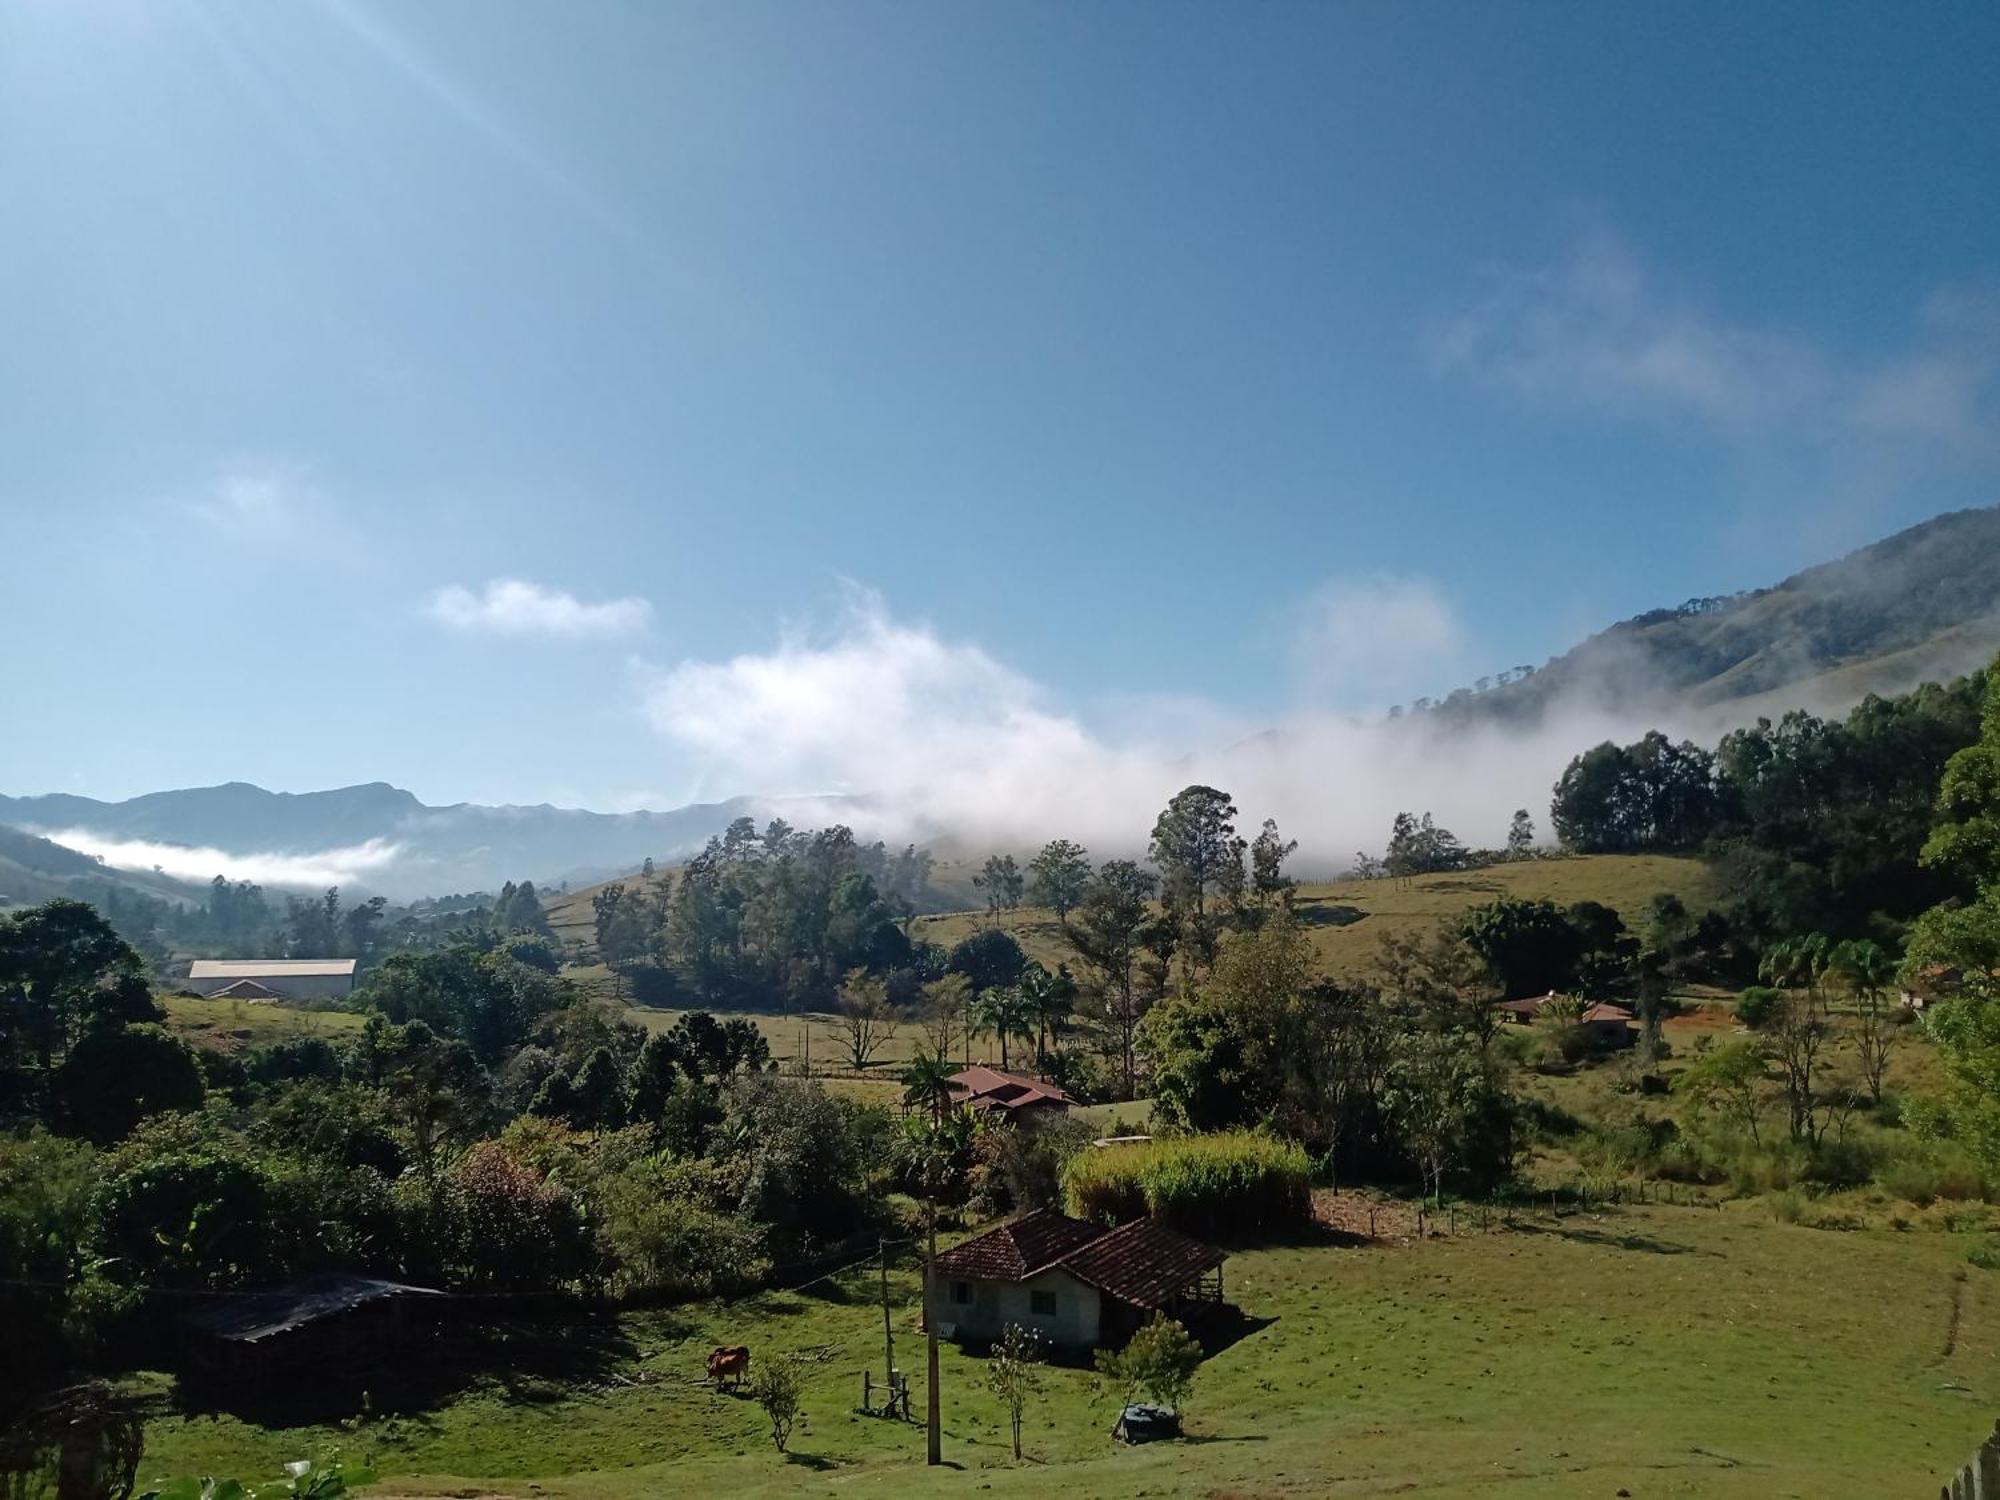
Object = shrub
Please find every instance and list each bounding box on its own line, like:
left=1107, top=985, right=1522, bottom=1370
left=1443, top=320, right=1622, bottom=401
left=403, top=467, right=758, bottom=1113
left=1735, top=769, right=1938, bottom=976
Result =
left=1061, top=1132, right=1310, bottom=1240
left=749, top=1353, right=804, bottom=1452
left=1735, top=986, right=1783, bottom=1030
left=422, top=1140, right=597, bottom=1291
left=1094, top=1313, right=1202, bottom=1419
left=55, top=1024, right=206, bottom=1143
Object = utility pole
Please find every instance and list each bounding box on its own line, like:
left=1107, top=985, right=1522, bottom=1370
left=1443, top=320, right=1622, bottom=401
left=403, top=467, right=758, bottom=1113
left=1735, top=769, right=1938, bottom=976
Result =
left=925, top=1195, right=941, bottom=1464
left=878, top=1236, right=895, bottom=1411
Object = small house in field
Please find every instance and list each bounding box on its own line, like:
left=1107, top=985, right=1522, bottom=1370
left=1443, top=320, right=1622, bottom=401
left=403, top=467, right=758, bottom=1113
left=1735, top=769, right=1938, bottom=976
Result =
left=1494, top=992, right=1637, bottom=1047
left=927, top=1208, right=1226, bottom=1350
left=186, top=958, right=357, bottom=1002
left=182, top=1273, right=444, bottom=1384
left=946, top=1065, right=1075, bottom=1122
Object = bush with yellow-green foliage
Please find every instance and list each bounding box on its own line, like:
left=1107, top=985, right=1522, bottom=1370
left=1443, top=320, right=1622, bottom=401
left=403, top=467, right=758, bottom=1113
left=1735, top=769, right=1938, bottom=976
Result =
left=1061, top=1131, right=1310, bottom=1240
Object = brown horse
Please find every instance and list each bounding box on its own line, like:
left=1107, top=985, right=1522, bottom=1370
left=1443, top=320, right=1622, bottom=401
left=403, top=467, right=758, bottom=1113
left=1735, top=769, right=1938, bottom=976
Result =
left=707, top=1345, right=750, bottom=1390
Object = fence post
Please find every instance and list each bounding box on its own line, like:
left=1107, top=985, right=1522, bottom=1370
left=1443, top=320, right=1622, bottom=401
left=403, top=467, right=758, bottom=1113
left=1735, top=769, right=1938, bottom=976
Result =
left=1975, top=1419, right=2000, bottom=1497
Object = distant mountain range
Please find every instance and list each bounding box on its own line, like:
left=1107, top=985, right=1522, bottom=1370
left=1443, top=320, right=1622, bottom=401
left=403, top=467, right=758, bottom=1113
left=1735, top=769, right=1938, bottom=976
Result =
left=0, top=783, right=832, bottom=904
left=4, top=505, right=1998, bottom=905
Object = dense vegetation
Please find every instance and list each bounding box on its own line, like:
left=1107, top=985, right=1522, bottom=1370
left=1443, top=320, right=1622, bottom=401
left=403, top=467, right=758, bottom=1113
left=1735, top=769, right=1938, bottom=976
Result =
left=18, top=649, right=2000, bottom=1497
left=1552, top=668, right=1987, bottom=947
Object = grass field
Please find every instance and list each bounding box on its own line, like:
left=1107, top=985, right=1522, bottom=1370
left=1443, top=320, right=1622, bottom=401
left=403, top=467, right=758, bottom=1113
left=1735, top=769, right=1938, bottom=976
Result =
left=160, top=994, right=367, bottom=1051
left=545, top=854, right=1715, bottom=982
left=138, top=1192, right=2000, bottom=1498
left=912, top=853, right=1717, bottom=980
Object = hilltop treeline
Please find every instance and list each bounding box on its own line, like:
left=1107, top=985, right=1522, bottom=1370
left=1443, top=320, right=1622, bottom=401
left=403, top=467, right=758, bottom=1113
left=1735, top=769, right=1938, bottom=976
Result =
left=1552, top=669, right=1986, bottom=944
left=591, top=818, right=941, bottom=1010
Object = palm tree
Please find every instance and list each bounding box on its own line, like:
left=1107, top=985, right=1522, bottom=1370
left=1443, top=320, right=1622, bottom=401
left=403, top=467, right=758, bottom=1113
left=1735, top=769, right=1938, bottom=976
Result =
left=1830, top=938, right=1899, bottom=1103
left=1018, top=963, right=1075, bottom=1066
left=901, top=1049, right=959, bottom=1125
left=970, top=986, right=1034, bottom=1071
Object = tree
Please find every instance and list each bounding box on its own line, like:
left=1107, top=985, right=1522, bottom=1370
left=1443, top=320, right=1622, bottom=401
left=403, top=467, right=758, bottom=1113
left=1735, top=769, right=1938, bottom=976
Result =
left=750, top=1353, right=805, bottom=1452
left=1758, top=936, right=1843, bottom=1145
left=1384, top=1028, right=1485, bottom=1203
left=920, top=974, right=972, bottom=1069
left=1018, top=962, right=1075, bottom=1064
left=1148, top=786, right=1245, bottom=921
left=831, top=971, right=898, bottom=1071
left=973, top=854, right=1026, bottom=914
left=1025, top=840, right=1092, bottom=927
left=1922, top=661, right=2000, bottom=886
left=971, top=985, right=1034, bottom=1071
left=1094, top=1313, right=1202, bottom=1419
left=901, top=1048, right=960, bottom=1122
left=1675, top=1037, right=1768, bottom=1145
left=1249, top=819, right=1297, bottom=906
left=0, top=898, right=142, bottom=1071
left=1068, top=865, right=1156, bottom=1098
left=1911, top=974, right=2000, bottom=1171
left=1384, top=812, right=1466, bottom=879
left=55, top=1023, right=206, bottom=1143
left=986, top=1322, right=1046, bottom=1459
left=591, top=883, right=652, bottom=975
left=1506, top=809, right=1536, bottom=860
left=1829, top=938, right=1897, bottom=1104
left=1551, top=734, right=1717, bottom=853
left=948, top=928, right=1027, bottom=995
left=356, top=1017, right=487, bottom=1187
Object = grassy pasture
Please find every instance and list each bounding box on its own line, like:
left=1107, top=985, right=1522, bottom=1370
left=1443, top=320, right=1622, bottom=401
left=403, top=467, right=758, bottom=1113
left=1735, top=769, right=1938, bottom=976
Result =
left=544, top=854, right=1715, bottom=979
left=139, top=1195, right=2000, bottom=1498
left=912, top=853, right=1718, bottom=980
left=160, top=994, right=367, bottom=1051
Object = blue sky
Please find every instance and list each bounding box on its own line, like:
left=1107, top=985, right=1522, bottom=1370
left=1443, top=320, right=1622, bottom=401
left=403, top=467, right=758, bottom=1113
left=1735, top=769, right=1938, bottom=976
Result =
left=3, top=0, right=1997, bottom=813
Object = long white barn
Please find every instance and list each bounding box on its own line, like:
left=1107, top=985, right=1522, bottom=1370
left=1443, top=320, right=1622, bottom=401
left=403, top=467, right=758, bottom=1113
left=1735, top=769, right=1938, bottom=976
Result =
left=186, top=959, right=357, bottom=1001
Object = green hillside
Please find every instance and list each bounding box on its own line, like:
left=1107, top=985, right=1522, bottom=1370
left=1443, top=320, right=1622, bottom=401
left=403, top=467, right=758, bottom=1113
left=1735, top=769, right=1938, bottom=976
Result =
left=913, top=853, right=1716, bottom=979
left=137, top=1191, right=2000, bottom=1498
left=1435, top=505, right=2000, bottom=725
left=0, top=824, right=208, bottom=913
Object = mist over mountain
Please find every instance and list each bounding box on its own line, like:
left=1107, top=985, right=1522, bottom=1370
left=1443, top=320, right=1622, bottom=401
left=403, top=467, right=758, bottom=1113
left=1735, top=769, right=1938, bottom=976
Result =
left=0, top=784, right=844, bottom=901
left=4, top=506, right=1998, bottom=901
left=1427, top=505, right=2000, bottom=729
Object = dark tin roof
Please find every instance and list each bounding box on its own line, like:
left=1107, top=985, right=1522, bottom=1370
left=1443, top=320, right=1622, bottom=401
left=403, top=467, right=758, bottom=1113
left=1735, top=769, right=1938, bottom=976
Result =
left=935, top=1209, right=1226, bottom=1308
left=184, top=1273, right=444, bottom=1344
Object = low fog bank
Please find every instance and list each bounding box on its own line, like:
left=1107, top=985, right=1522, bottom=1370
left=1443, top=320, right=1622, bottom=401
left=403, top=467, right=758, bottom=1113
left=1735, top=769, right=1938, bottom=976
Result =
left=640, top=592, right=1735, bottom=872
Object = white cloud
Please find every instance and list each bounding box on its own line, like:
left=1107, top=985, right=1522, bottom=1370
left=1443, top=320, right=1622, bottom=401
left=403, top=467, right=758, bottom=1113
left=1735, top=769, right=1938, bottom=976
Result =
left=1290, top=574, right=1468, bottom=710
left=43, top=829, right=404, bottom=890
left=427, top=578, right=653, bottom=640
left=635, top=587, right=1671, bottom=866
left=182, top=463, right=315, bottom=534
left=1429, top=234, right=1999, bottom=453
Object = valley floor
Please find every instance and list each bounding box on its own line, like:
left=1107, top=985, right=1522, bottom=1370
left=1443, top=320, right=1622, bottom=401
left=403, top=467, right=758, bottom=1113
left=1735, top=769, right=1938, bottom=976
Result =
left=140, top=1196, right=1996, bottom=1499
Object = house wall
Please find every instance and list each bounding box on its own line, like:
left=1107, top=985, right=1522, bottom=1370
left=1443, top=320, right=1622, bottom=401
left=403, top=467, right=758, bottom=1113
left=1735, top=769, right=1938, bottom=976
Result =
left=929, top=1268, right=1101, bottom=1348
left=198, top=972, right=354, bottom=1001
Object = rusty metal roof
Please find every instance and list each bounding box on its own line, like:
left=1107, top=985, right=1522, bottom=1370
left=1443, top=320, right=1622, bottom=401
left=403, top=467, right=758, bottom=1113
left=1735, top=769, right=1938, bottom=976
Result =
left=934, top=1210, right=1226, bottom=1309
left=934, top=1208, right=1106, bottom=1283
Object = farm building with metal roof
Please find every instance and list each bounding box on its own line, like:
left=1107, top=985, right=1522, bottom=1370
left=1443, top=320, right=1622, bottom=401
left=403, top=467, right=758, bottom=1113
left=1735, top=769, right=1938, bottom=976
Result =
left=185, top=958, right=357, bottom=1001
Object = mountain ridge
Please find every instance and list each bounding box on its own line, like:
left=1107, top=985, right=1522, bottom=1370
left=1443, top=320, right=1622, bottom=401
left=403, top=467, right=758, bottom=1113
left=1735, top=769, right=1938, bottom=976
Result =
left=7, top=505, right=2000, bottom=900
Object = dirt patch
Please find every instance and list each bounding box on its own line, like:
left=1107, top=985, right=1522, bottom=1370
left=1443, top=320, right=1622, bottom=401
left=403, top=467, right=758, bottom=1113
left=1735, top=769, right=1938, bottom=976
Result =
left=1312, top=1190, right=1425, bottom=1243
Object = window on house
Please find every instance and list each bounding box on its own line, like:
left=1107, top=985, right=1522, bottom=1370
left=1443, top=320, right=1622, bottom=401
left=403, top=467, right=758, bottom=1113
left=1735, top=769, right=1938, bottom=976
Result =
left=1030, top=1289, right=1058, bottom=1317
left=950, top=1281, right=972, bottom=1305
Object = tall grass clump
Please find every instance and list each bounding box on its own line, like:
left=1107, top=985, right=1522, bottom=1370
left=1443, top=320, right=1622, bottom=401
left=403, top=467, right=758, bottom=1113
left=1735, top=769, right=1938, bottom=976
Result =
left=1061, top=1131, right=1311, bottom=1241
